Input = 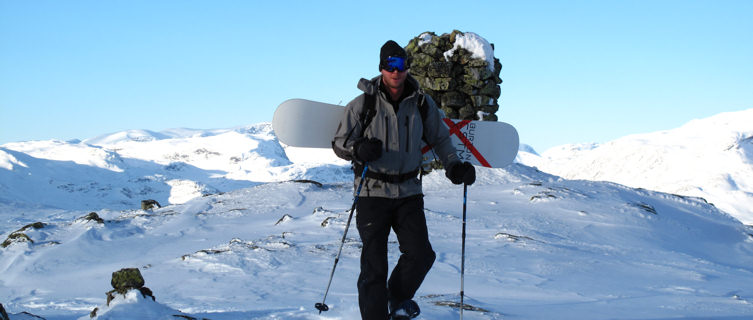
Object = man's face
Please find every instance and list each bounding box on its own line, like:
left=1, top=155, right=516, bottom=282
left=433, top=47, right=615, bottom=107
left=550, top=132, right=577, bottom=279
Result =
left=381, top=68, right=407, bottom=90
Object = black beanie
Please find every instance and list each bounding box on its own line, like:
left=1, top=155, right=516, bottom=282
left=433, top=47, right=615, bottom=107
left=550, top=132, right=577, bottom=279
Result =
left=380, top=40, right=407, bottom=69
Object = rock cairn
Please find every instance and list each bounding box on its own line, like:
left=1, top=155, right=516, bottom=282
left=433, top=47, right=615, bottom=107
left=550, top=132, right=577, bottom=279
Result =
left=405, top=30, right=502, bottom=121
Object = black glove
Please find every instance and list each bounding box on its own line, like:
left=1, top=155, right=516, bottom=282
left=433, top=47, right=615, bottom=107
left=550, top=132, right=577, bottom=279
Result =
left=353, top=137, right=382, bottom=162
left=446, top=161, right=476, bottom=185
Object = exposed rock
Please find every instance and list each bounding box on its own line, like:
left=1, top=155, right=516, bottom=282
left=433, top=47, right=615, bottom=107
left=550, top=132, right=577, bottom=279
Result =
left=290, top=179, right=323, bottom=187
left=494, top=232, right=535, bottom=242
left=0, top=303, right=9, bottom=320
left=632, top=202, right=658, bottom=215
left=275, top=214, right=294, bottom=225
left=141, top=199, right=161, bottom=211
left=78, top=212, right=105, bottom=224
left=138, top=287, right=155, bottom=301
left=111, top=268, right=145, bottom=293
left=1, top=222, right=45, bottom=248
left=321, top=217, right=335, bottom=227
left=105, top=269, right=155, bottom=308
left=20, top=222, right=46, bottom=232
left=1, top=233, right=33, bottom=248
left=172, top=314, right=212, bottom=320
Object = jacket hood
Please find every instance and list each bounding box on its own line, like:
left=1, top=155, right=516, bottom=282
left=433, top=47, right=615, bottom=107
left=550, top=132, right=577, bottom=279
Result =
left=357, top=74, right=421, bottom=97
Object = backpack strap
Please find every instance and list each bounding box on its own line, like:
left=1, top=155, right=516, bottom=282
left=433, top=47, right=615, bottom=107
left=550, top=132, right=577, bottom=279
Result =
left=360, top=93, right=377, bottom=131
left=343, top=93, right=377, bottom=145
left=359, top=92, right=428, bottom=134
left=417, top=93, right=432, bottom=146
left=416, top=93, right=431, bottom=182
left=418, top=93, right=429, bottom=125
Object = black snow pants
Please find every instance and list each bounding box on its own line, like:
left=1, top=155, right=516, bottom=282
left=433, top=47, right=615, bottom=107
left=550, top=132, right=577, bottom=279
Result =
left=355, top=195, right=436, bottom=320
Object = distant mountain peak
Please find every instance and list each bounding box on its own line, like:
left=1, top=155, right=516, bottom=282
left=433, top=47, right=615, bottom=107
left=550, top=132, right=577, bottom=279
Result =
left=521, top=108, right=753, bottom=224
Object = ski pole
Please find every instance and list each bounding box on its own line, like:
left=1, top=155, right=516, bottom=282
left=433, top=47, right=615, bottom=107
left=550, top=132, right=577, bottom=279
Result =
left=460, top=182, right=467, bottom=320
left=315, top=163, right=369, bottom=314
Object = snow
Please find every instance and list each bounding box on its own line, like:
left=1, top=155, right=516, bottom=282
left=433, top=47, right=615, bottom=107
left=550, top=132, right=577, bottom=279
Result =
left=2, top=110, right=753, bottom=319
left=0, top=123, right=350, bottom=211
left=444, top=32, right=496, bottom=71
left=418, top=32, right=433, bottom=46
left=1, top=140, right=125, bottom=172
left=83, top=290, right=186, bottom=320
left=522, top=108, right=753, bottom=224
left=0, top=149, right=27, bottom=171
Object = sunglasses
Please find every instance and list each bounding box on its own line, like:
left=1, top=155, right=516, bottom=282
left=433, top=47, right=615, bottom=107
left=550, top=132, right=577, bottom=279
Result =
left=382, top=56, right=408, bottom=72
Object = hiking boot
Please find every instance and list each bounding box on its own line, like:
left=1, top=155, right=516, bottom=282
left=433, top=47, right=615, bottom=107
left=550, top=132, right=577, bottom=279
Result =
left=389, top=299, right=420, bottom=319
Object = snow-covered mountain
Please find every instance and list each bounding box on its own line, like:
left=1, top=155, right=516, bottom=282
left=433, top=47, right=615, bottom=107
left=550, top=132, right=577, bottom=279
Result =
left=0, top=124, right=350, bottom=211
left=521, top=108, right=753, bottom=225
left=2, top=115, right=753, bottom=319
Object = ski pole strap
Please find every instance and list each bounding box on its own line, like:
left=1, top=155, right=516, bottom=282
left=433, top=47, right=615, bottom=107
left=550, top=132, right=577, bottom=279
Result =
left=353, top=163, right=419, bottom=183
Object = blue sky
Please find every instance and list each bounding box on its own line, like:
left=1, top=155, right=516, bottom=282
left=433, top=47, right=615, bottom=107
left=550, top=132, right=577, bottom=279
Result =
left=1, top=0, right=751, bottom=152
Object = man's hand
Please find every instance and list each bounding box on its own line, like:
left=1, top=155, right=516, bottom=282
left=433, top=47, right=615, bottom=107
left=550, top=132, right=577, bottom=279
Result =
left=354, top=137, right=382, bottom=162
left=446, top=161, right=476, bottom=185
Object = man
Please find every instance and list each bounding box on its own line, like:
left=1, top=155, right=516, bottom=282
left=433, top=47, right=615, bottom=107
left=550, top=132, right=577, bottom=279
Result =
left=332, top=40, right=476, bottom=320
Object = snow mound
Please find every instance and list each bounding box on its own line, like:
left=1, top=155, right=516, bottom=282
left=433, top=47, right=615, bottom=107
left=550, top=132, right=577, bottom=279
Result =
left=83, top=289, right=188, bottom=320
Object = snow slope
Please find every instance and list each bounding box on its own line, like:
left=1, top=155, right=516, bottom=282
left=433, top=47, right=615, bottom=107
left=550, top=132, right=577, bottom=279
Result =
left=2, top=121, right=753, bottom=319
left=522, top=108, right=753, bottom=224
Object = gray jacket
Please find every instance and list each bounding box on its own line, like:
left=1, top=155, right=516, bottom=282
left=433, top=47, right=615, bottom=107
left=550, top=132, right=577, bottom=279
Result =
left=332, top=74, right=460, bottom=198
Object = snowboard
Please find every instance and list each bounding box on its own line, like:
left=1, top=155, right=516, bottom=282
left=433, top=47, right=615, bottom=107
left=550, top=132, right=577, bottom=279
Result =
left=273, top=99, right=519, bottom=168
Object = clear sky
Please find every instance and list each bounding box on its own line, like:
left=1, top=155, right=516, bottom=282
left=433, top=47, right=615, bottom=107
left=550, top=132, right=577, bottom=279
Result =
left=1, top=0, right=751, bottom=152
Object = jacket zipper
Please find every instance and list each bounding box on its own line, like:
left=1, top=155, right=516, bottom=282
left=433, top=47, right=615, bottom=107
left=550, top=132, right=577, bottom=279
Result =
left=405, top=115, right=410, bottom=152
left=385, top=116, right=389, bottom=152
